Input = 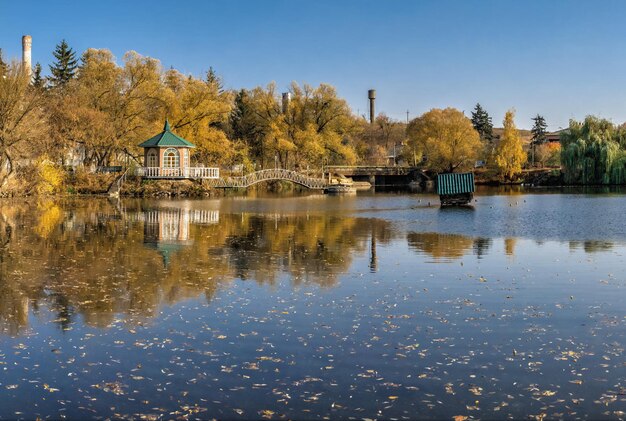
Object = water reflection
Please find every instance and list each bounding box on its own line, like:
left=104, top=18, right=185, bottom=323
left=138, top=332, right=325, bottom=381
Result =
left=141, top=208, right=219, bottom=266
left=569, top=240, right=614, bottom=253
left=0, top=198, right=624, bottom=336
left=0, top=200, right=397, bottom=335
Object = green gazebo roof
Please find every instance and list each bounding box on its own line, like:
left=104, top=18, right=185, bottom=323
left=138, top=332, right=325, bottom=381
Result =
left=138, top=120, right=196, bottom=148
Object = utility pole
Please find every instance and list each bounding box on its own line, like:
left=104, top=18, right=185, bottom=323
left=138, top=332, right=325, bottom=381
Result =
left=406, top=110, right=409, bottom=124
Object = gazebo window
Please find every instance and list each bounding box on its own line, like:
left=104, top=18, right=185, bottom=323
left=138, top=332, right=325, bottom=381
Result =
left=183, top=149, right=189, bottom=168
left=147, top=150, right=158, bottom=167
left=163, top=148, right=180, bottom=168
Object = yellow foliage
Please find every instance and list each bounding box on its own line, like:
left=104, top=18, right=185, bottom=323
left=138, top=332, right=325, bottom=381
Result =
left=407, top=108, right=482, bottom=173
left=36, top=159, right=66, bottom=195
left=494, top=110, right=527, bottom=180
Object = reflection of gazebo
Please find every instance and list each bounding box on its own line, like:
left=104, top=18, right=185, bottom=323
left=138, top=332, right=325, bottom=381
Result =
left=143, top=209, right=193, bottom=267
left=136, top=120, right=219, bottom=179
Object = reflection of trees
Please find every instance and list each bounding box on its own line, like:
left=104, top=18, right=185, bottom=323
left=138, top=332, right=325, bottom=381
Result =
left=504, top=238, right=517, bottom=256
left=0, top=199, right=396, bottom=335
left=569, top=240, right=614, bottom=253
left=211, top=214, right=393, bottom=287
left=408, top=233, right=498, bottom=260
left=407, top=232, right=474, bottom=260
left=473, top=237, right=492, bottom=259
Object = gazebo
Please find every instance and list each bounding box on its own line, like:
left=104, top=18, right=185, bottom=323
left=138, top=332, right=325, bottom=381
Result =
left=136, top=120, right=219, bottom=179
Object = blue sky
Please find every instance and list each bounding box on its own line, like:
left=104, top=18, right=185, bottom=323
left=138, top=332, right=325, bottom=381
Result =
left=2, top=0, right=626, bottom=130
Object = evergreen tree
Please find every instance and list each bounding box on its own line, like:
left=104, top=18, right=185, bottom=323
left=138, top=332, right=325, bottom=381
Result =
left=32, top=63, right=45, bottom=88
left=49, top=40, right=78, bottom=87
left=531, top=114, right=548, bottom=144
left=530, top=114, right=548, bottom=166
left=206, top=66, right=223, bottom=92
left=470, top=103, right=493, bottom=142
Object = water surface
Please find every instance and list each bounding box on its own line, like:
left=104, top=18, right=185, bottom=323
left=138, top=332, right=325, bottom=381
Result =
left=0, top=191, right=624, bottom=419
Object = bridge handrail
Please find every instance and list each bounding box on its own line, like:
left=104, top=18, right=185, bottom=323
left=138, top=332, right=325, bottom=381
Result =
left=205, top=168, right=327, bottom=189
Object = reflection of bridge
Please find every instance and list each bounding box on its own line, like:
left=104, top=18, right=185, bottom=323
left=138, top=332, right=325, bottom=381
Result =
left=203, top=169, right=328, bottom=189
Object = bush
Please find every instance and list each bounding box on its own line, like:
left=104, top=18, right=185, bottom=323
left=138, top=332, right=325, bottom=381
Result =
left=36, top=159, right=66, bottom=195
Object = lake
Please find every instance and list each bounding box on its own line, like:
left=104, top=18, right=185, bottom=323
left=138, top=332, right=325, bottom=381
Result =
left=0, top=189, right=624, bottom=419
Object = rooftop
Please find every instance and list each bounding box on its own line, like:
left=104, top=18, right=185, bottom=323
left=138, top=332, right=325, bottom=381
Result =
left=138, top=120, right=196, bottom=148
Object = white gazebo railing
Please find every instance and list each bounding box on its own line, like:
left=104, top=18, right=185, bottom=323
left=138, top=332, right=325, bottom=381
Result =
left=137, top=167, right=220, bottom=179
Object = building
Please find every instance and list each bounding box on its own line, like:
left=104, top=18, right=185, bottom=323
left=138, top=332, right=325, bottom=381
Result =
left=137, top=120, right=219, bottom=179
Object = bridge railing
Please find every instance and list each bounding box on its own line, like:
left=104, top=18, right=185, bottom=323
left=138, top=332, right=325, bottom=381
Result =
left=136, top=167, right=220, bottom=179
left=137, top=167, right=327, bottom=189
left=205, top=168, right=327, bottom=189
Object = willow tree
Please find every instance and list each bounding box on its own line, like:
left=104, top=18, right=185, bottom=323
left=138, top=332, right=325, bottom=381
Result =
left=494, top=110, right=526, bottom=180
left=561, top=116, right=626, bottom=184
left=406, top=107, right=482, bottom=173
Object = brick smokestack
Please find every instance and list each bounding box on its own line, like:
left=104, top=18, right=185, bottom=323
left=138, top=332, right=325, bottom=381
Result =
left=22, top=35, right=32, bottom=78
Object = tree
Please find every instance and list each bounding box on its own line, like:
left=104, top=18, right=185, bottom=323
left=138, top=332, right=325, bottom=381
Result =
left=531, top=114, right=548, bottom=144
left=206, top=67, right=223, bottom=92
left=32, top=63, right=44, bottom=88
left=406, top=108, right=482, bottom=173
left=530, top=114, right=548, bottom=166
left=375, top=114, right=405, bottom=162
left=0, top=62, right=48, bottom=185
left=560, top=116, right=626, bottom=184
left=535, top=142, right=560, bottom=167
left=0, top=49, right=7, bottom=77
left=494, top=109, right=526, bottom=180
left=470, top=103, right=493, bottom=142
left=49, top=40, right=78, bottom=88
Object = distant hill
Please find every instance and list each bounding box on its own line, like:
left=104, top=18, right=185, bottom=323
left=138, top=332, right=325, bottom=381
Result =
left=492, top=128, right=533, bottom=145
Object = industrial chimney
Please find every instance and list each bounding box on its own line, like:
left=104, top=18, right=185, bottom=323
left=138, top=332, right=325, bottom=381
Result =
left=281, top=92, right=291, bottom=114
left=368, top=89, right=376, bottom=124
left=22, top=35, right=32, bottom=78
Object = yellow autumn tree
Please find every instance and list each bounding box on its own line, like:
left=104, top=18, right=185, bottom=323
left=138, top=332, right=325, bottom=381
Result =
left=494, top=109, right=527, bottom=180
left=406, top=108, right=482, bottom=173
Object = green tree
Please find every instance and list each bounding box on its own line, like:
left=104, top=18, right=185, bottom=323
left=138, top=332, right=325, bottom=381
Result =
left=205, top=66, right=223, bottom=92
left=406, top=107, right=482, bottom=173
left=530, top=114, right=548, bottom=166
left=49, top=40, right=78, bottom=87
left=531, top=114, right=548, bottom=144
left=494, top=109, right=526, bottom=180
left=470, top=103, right=493, bottom=142
left=32, top=63, right=44, bottom=88
left=560, top=116, right=626, bottom=184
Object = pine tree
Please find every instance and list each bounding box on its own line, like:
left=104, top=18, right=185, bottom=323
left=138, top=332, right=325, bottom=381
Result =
left=470, top=103, right=494, bottom=142
left=206, top=66, right=223, bottom=92
left=531, top=114, right=548, bottom=144
left=49, top=40, right=78, bottom=87
left=32, top=63, right=45, bottom=88
left=530, top=114, right=548, bottom=166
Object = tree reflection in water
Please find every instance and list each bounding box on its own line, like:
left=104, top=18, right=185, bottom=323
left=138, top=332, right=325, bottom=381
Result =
left=0, top=199, right=396, bottom=335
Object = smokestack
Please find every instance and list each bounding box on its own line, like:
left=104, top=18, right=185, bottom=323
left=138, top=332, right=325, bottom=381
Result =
left=281, top=92, right=291, bottom=114
left=22, top=35, right=32, bottom=78
left=368, top=89, right=376, bottom=124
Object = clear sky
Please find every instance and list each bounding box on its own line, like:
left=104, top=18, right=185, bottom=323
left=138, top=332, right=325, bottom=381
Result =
left=2, top=0, right=626, bottom=130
